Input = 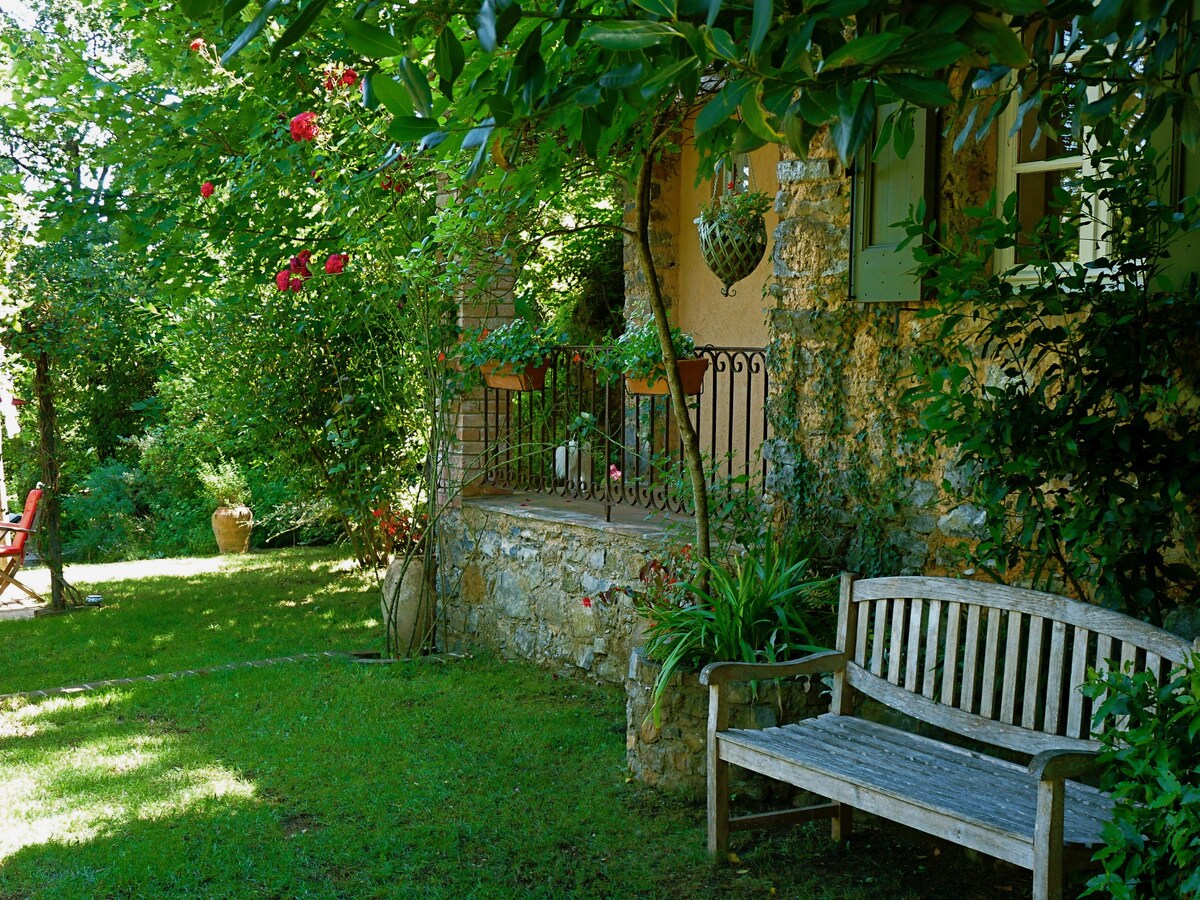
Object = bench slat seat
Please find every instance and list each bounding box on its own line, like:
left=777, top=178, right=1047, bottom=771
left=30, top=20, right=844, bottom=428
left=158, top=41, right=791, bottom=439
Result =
left=703, top=574, right=1199, bottom=900
left=720, top=714, right=1113, bottom=867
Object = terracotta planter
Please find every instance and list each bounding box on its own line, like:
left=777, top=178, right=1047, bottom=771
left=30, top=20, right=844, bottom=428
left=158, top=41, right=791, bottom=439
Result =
left=625, top=357, right=710, bottom=396
left=480, top=361, right=549, bottom=391
left=211, top=506, right=253, bottom=554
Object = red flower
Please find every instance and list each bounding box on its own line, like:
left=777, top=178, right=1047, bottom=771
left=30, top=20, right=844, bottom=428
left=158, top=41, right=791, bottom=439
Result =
left=324, top=253, right=347, bottom=275
left=200, top=181, right=214, bottom=199
left=290, top=112, right=318, bottom=142
left=289, top=277, right=304, bottom=292
left=275, top=270, right=290, bottom=291
left=189, top=37, right=205, bottom=51
left=437, top=352, right=446, bottom=362
left=298, top=249, right=312, bottom=263
left=572, top=353, right=582, bottom=363
left=341, top=68, right=358, bottom=86
left=581, top=596, right=592, bottom=608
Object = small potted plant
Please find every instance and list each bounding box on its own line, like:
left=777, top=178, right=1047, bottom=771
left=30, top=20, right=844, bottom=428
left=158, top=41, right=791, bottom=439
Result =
left=595, top=320, right=709, bottom=396
left=455, top=318, right=564, bottom=391
left=695, top=182, right=771, bottom=296
left=198, top=459, right=253, bottom=554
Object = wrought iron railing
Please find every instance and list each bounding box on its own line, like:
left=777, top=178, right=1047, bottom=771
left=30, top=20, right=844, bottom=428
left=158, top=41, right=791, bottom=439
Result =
left=479, top=345, right=770, bottom=515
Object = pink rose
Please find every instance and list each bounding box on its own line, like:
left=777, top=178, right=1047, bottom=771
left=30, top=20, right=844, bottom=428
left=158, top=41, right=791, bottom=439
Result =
left=609, top=464, right=622, bottom=481
left=189, top=37, right=205, bottom=51
left=324, top=253, right=346, bottom=275
left=290, top=112, right=318, bottom=142
left=275, top=271, right=290, bottom=291
left=200, top=181, right=214, bottom=198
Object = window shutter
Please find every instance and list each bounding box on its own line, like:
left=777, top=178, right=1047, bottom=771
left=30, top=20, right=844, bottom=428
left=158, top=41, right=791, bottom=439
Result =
left=850, top=107, right=935, bottom=303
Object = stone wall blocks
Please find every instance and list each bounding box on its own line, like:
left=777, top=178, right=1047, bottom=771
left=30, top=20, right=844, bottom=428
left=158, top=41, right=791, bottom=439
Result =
left=937, top=503, right=988, bottom=538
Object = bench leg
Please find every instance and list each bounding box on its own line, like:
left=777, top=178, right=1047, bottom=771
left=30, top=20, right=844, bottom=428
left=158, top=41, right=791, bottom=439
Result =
left=831, top=802, right=852, bottom=843
left=707, top=751, right=730, bottom=854
left=1032, top=778, right=1064, bottom=900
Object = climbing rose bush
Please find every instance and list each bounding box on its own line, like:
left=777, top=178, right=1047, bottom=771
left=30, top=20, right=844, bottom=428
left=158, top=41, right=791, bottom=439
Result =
left=289, top=112, right=318, bottom=142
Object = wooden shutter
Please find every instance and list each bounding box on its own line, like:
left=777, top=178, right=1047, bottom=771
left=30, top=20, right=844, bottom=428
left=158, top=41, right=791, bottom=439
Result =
left=850, top=107, right=935, bottom=303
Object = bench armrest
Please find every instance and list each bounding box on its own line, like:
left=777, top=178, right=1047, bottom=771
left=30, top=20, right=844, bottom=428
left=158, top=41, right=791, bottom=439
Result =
left=1028, top=748, right=1104, bottom=781
left=0, top=524, right=33, bottom=534
left=699, top=650, right=844, bottom=686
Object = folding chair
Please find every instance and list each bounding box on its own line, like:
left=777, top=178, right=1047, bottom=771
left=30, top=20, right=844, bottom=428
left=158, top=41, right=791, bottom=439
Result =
left=0, top=488, right=45, bottom=604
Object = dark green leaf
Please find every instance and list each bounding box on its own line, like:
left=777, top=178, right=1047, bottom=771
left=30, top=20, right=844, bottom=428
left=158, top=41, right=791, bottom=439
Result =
left=360, top=70, right=378, bottom=109
left=399, top=56, right=434, bottom=117
left=881, top=73, right=954, bottom=108
left=829, top=82, right=875, bottom=162
left=220, top=0, right=281, bottom=65
left=222, top=0, right=250, bottom=23
left=475, top=0, right=497, bottom=52
left=695, top=79, right=751, bottom=137
left=435, top=27, right=466, bottom=90
left=633, top=0, right=676, bottom=17
left=462, top=119, right=495, bottom=150
left=387, top=115, right=440, bottom=143
left=639, top=57, right=698, bottom=98
left=794, top=88, right=838, bottom=125
left=749, top=0, right=772, bottom=56
left=495, top=4, right=523, bottom=45
left=598, top=63, right=644, bottom=90
left=271, top=0, right=331, bottom=61
left=739, top=81, right=780, bottom=141
left=821, top=31, right=904, bottom=70
left=705, top=0, right=721, bottom=27
left=343, top=19, right=406, bottom=59
left=372, top=74, right=414, bottom=118
left=584, top=23, right=680, bottom=50
left=961, top=13, right=1030, bottom=68
left=181, top=0, right=211, bottom=19
left=485, top=94, right=513, bottom=125
left=705, top=26, right=738, bottom=60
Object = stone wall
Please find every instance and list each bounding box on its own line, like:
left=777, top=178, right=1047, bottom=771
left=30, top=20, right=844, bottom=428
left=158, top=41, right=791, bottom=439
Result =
left=436, top=498, right=672, bottom=683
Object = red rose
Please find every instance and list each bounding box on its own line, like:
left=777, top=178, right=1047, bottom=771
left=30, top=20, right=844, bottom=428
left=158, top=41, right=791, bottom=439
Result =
left=324, top=253, right=346, bottom=275
left=437, top=351, right=446, bottom=362
left=200, top=181, right=214, bottom=198
left=341, top=68, right=358, bottom=86
left=289, top=277, right=304, bottom=292
left=581, top=597, right=592, bottom=608
left=290, top=112, right=318, bottom=142
left=275, top=271, right=290, bottom=291
left=298, top=249, right=312, bottom=263
left=189, top=37, right=204, bottom=51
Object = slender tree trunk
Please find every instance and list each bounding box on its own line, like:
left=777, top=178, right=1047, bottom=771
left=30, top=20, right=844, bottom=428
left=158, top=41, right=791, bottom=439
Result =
left=633, top=148, right=711, bottom=563
left=34, top=350, right=66, bottom=610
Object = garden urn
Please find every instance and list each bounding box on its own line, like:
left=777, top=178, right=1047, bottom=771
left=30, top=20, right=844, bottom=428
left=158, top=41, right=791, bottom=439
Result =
left=211, top=505, right=253, bottom=554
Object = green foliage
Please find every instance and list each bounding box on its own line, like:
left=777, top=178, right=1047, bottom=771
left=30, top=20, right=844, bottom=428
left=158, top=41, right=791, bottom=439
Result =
left=697, top=188, right=772, bottom=229
left=591, top=319, right=696, bottom=382
left=454, top=317, right=565, bottom=368
left=60, top=463, right=148, bottom=562
left=640, top=537, right=836, bottom=723
left=196, top=459, right=250, bottom=508
left=903, top=137, right=1200, bottom=623
left=1082, top=658, right=1200, bottom=899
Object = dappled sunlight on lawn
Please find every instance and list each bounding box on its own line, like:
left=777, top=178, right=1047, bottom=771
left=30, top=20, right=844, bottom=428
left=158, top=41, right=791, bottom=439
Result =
left=0, top=696, right=259, bottom=862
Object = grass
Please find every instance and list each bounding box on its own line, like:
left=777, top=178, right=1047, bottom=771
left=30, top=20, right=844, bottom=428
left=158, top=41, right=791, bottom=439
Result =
left=0, top=548, right=1038, bottom=898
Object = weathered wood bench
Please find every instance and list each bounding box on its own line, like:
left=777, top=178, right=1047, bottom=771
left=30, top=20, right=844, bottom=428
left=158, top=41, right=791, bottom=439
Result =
left=702, top=574, right=1198, bottom=900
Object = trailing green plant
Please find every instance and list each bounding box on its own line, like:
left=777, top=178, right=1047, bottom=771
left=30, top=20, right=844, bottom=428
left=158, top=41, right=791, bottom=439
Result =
left=902, top=133, right=1200, bottom=624
left=1082, top=657, right=1200, bottom=899
left=590, top=319, right=697, bottom=383
left=196, top=459, right=250, bottom=509
left=454, top=318, right=566, bottom=370
left=640, top=537, right=836, bottom=724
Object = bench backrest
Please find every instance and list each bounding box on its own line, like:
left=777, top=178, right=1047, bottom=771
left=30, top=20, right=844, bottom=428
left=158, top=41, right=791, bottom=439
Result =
left=833, top=575, right=1199, bottom=755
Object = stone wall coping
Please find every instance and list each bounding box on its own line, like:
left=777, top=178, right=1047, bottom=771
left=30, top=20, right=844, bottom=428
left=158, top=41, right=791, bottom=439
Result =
left=461, top=496, right=688, bottom=543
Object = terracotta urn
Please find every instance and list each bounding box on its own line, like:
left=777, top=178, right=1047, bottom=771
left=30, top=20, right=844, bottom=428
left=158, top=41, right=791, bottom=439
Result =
left=211, top=505, right=253, bottom=554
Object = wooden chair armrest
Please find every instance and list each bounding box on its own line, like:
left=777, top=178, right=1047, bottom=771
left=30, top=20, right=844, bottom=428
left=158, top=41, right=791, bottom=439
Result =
left=1028, top=749, right=1104, bottom=781
left=699, top=650, right=844, bottom=686
left=0, top=524, right=32, bottom=534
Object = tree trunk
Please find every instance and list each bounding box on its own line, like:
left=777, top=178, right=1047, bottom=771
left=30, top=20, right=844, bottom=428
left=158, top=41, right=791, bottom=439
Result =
left=34, top=350, right=66, bottom=610
left=633, top=148, right=712, bottom=563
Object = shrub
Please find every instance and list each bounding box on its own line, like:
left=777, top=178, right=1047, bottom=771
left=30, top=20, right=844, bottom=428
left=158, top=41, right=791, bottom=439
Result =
left=1082, top=657, right=1200, bottom=899
left=640, top=537, right=836, bottom=723
left=61, top=462, right=149, bottom=562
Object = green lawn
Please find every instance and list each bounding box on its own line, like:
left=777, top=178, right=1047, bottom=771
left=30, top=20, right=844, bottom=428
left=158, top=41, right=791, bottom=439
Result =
left=0, top=548, right=1036, bottom=898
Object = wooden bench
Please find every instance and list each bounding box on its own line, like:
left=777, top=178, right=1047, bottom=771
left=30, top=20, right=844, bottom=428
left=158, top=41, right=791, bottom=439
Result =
left=701, top=574, right=1199, bottom=900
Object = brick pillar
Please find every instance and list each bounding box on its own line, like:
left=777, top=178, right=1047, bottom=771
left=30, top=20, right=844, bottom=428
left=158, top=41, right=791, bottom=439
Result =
left=440, top=266, right=517, bottom=506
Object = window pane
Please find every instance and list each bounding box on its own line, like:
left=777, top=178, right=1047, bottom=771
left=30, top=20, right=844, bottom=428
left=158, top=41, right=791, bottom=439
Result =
left=1015, top=170, right=1083, bottom=263
left=1018, top=94, right=1081, bottom=163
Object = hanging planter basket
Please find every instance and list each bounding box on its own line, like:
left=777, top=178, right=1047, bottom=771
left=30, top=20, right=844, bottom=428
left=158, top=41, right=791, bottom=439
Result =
left=696, top=214, right=768, bottom=296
